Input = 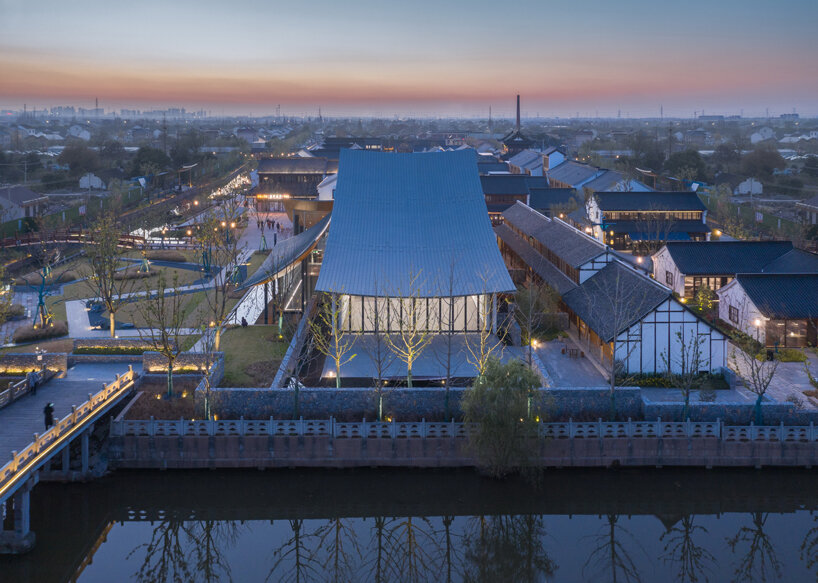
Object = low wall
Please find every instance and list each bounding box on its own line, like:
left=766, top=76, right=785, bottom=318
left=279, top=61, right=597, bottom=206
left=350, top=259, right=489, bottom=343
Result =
left=142, top=352, right=223, bottom=374
left=73, top=338, right=164, bottom=353
left=69, top=354, right=142, bottom=365
left=0, top=352, right=68, bottom=375
left=198, top=386, right=640, bottom=421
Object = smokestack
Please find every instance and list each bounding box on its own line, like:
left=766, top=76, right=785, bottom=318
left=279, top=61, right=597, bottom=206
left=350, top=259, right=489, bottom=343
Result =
left=516, top=95, right=521, bottom=131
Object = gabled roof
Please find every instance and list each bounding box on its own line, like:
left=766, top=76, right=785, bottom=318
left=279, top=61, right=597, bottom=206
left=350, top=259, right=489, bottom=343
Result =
left=316, top=149, right=514, bottom=297
left=502, top=202, right=607, bottom=268
left=494, top=224, right=577, bottom=294
left=547, top=161, right=601, bottom=187
left=660, top=241, right=794, bottom=275
left=733, top=273, right=818, bottom=319
left=0, top=185, right=47, bottom=205
left=480, top=174, right=547, bottom=196
left=507, top=149, right=542, bottom=169
left=527, top=188, right=577, bottom=211
left=594, top=191, right=706, bottom=211
left=761, top=248, right=818, bottom=273
left=477, top=161, right=510, bottom=174
left=257, top=157, right=337, bottom=174
left=562, top=261, right=671, bottom=342
left=797, top=194, right=818, bottom=210
left=582, top=170, right=628, bottom=193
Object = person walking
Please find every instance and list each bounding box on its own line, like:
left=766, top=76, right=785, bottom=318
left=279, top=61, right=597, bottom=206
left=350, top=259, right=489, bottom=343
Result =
left=27, top=370, right=37, bottom=396
left=43, top=402, right=55, bottom=431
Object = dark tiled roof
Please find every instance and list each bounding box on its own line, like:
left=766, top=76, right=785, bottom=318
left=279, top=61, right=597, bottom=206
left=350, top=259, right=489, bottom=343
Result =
left=735, top=273, right=818, bottom=319
left=528, top=188, right=578, bottom=211
left=797, top=194, right=818, bottom=210
left=594, top=191, right=706, bottom=211
left=477, top=162, right=510, bottom=174
left=761, top=249, right=818, bottom=273
left=495, top=224, right=577, bottom=294
left=663, top=241, right=793, bottom=275
left=257, top=157, right=336, bottom=174
left=502, top=202, right=607, bottom=268
left=480, top=174, right=547, bottom=196
left=563, top=261, right=671, bottom=342
left=547, top=161, right=601, bottom=186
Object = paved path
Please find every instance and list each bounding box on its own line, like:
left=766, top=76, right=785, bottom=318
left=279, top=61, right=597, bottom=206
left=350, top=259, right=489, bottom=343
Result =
left=728, top=343, right=818, bottom=409
left=0, top=363, right=139, bottom=464
left=536, top=336, right=607, bottom=386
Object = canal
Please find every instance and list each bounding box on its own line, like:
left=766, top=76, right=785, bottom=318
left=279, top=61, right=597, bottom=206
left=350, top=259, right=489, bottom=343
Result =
left=3, top=467, right=818, bottom=582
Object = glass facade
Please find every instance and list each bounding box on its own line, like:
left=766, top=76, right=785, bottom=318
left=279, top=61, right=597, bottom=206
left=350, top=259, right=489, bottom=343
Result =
left=341, top=294, right=488, bottom=333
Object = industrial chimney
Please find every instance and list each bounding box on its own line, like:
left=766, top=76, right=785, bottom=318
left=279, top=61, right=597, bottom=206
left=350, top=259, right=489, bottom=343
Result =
left=516, top=94, right=521, bottom=131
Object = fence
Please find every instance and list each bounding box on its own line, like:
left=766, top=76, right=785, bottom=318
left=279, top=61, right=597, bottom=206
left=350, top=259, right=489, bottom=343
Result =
left=109, top=416, right=818, bottom=443
left=0, top=366, right=138, bottom=501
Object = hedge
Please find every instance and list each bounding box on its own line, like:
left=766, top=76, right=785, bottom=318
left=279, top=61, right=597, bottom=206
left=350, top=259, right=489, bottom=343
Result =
left=12, top=321, right=69, bottom=343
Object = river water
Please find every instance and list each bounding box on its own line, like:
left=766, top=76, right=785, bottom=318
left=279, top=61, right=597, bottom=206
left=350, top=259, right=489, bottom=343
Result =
left=3, top=467, right=818, bottom=582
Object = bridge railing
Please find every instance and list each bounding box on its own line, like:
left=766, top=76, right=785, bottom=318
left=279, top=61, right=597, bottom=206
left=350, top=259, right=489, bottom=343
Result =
left=110, top=417, right=818, bottom=443
left=0, top=366, right=138, bottom=499
left=0, top=378, right=30, bottom=410
left=0, top=229, right=146, bottom=249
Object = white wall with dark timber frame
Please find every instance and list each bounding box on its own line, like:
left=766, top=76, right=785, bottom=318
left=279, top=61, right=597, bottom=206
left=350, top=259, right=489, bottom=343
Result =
left=615, top=297, right=727, bottom=374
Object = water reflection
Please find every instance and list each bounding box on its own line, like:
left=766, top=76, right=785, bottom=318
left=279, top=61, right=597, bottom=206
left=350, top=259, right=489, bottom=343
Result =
left=6, top=468, right=818, bottom=582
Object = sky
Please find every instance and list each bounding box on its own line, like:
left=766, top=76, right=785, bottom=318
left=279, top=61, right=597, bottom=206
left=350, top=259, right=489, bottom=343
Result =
left=1, top=0, right=817, bottom=118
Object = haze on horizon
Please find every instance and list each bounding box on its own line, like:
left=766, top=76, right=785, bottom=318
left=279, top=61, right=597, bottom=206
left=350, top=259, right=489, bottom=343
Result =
left=1, top=0, right=817, bottom=118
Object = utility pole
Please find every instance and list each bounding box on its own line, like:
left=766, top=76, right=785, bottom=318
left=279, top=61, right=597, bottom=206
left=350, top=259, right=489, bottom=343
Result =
left=162, top=112, right=168, bottom=155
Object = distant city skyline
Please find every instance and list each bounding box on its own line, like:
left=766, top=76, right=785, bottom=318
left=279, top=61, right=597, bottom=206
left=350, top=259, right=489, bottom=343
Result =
left=2, top=0, right=817, bottom=118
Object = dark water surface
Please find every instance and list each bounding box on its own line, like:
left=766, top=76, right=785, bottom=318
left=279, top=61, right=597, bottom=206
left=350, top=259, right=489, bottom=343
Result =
left=4, top=467, right=818, bottom=582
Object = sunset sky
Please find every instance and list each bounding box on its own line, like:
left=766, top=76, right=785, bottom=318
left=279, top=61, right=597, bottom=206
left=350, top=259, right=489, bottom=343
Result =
left=2, top=0, right=817, bottom=118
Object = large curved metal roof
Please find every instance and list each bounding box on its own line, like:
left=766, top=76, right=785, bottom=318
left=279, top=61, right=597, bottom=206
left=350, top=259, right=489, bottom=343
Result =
left=315, top=149, right=514, bottom=297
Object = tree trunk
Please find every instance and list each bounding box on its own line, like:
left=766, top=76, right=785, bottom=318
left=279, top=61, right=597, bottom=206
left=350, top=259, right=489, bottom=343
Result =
left=166, top=364, right=174, bottom=399
left=755, top=393, right=763, bottom=426
left=378, top=389, right=383, bottom=422
left=444, top=385, right=450, bottom=421
left=214, top=327, right=221, bottom=351
left=109, top=312, right=116, bottom=338
left=683, top=391, right=690, bottom=422
left=293, top=385, right=300, bottom=420
left=335, top=359, right=341, bottom=389
left=407, top=364, right=413, bottom=389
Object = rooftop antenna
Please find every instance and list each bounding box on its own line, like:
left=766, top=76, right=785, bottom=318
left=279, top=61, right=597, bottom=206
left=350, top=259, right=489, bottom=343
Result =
left=488, top=105, right=492, bottom=133
left=162, top=112, right=167, bottom=154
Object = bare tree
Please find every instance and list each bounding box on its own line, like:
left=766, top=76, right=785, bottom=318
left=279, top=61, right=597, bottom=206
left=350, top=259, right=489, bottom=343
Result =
left=315, top=518, right=362, bottom=583
left=575, top=262, right=657, bottom=420
left=268, top=519, right=322, bottom=583
left=310, top=292, right=358, bottom=389
left=514, top=283, right=559, bottom=369
left=662, top=330, right=706, bottom=421
left=632, top=205, right=677, bottom=256
left=83, top=211, right=135, bottom=337
left=136, top=272, right=187, bottom=398
left=363, top=291, right=396, bottom=420
left=197, top=196, right=245, bottom=351
left=463, top=284, right=504, bottom=380
left=384, top=516, right=439, bottom=583
left=433, top=261, right=466, bottom=420
left=128, top=519, right=193, bottom=583
left=730, top=322, right=778, bottom=426
left=385, top=271, right=433, bottom=388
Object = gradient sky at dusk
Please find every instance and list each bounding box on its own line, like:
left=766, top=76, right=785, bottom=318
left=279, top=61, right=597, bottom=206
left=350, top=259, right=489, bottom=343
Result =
left=2, top=0, right=817, bottom=117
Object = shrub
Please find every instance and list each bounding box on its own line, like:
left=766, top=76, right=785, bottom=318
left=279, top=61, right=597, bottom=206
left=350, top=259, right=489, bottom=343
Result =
left=699, top=388, right=717, bottom=402
left=13, top=321, right=69, bottom=343
left=15, top=270, right=78, bottom=286
left=114, top=267, right=153, bottom=280
left=145, top=250, right=187, bottom=263
left=8, top=304, right=25, bottom=319
left=778, top=348, right=807, bottom=363
left=74, top=346, right=146, bottom=355
left=786, top=394, right=806, bottom=410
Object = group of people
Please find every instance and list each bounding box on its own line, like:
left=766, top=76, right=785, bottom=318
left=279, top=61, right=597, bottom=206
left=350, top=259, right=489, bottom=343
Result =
left=256, top=218, right=281, bottom=232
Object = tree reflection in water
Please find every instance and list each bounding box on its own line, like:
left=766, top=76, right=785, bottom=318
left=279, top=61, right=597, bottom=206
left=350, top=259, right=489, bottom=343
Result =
left=128, top=518, right=241, bottom=583
left=314, top=518, right=362, bottom=583
left=462, top=514, right=556, bottom=583
left=660, top=515, right=715, bottom=583
left=583, top=513, right=646, bottom=583
left=385, top=516, right=440, bottom=583
left=800, top=514, right=818, bottom=580
left=268, top=518, right=322, bottom=583
left=726, top=512, right=782, bottom=583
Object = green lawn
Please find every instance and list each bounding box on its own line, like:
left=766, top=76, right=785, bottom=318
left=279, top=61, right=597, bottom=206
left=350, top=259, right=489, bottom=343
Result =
left=218, top=326, right=288, bottom=387
left=0, top=338, right=74, bottom=354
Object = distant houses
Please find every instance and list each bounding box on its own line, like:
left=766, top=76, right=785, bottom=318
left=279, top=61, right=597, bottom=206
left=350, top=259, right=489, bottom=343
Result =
left=0, top=186, right=48, bottom=222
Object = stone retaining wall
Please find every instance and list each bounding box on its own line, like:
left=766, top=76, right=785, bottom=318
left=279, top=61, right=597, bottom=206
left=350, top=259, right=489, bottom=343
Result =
left=109, top=434, right=818, bottom=469
left=73, top=338, right=165, bottom=353
left=142, top=351, right=222, bottom=374
left=0, top=352, right=68, bottom=375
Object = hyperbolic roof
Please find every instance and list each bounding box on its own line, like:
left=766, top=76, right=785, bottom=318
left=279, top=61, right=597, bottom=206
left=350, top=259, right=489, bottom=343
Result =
left=315, top=149, right=514, bottom=297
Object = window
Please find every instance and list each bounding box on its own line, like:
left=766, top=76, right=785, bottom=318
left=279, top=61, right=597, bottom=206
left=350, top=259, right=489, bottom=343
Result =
left=665, top=271, right=674, bottom=286
left=729, top=305, right=739, bottom=324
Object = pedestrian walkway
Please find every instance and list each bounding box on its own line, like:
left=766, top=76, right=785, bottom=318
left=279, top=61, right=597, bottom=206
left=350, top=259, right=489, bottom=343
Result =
left=0, top=363, right=138, bottom=461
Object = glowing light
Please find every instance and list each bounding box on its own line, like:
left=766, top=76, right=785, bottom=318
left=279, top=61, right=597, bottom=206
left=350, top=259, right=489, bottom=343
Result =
left=636, top=256, right=643, bottom=264
left=680, top=298, right=687, bottom=304
left=754, top=319, right=762, bottom=327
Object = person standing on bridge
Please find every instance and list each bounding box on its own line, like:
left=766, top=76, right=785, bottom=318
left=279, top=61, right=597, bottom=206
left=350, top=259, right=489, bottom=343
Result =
left=43, top=402, right=54, bottom=431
